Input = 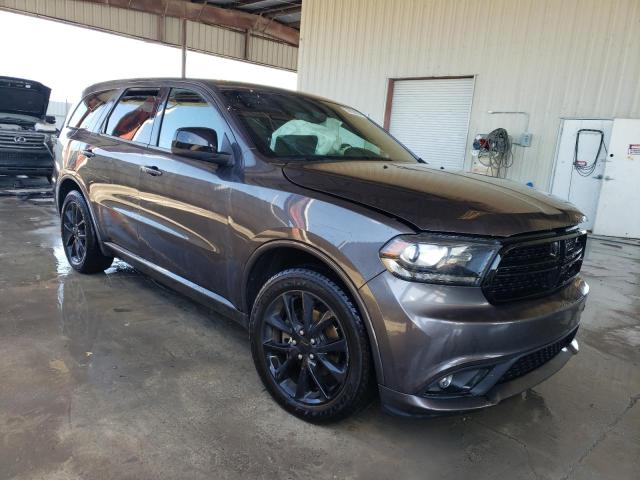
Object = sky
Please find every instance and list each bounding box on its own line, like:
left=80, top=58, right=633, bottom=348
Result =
left=0, top=11, right=297, bottom=105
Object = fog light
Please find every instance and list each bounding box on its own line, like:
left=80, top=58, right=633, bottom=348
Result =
left=438, top=375, right=453, bottom=389
left=424, top=368, right=490, bottom=396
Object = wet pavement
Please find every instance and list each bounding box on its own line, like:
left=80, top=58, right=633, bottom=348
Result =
left=0, top=183, right=638, bottom=479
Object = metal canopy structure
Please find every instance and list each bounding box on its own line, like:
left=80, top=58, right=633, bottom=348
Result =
left=200, top=1, right=303, bottom=30
left=0, top=0, right=300, bottom=71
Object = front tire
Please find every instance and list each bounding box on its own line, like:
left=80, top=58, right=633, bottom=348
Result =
left=250, top=268, right=374, bottom=422
left=60, top=190, right=113, bottom=273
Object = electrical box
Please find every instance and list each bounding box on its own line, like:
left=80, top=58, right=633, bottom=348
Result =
left=519, top=132, right=532, bottom=147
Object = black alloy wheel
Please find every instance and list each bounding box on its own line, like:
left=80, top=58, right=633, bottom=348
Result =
left=62, top=200, right=87, bottom=266
left=262, top=290, right=349, bottom=405
left=250, top=269, right=374, bottom=422
left=60, top=190, right=113, bottom=273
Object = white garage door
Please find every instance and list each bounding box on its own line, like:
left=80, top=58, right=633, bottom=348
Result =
left=388, top=77, right=474, bottom=170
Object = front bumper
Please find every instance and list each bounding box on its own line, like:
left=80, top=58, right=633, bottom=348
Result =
left=0, top=149, right=53, bottom=175
left=359, top=271, right=588, bottom=416
left=380, top=336, right=579, bottom=416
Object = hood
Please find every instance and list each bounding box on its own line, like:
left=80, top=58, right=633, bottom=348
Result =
left=0, top=76, right=51, bottom=119
left=283, top=161, right=585, bottom=237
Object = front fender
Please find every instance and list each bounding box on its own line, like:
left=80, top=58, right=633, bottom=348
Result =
left=242, top=238, right=387, bottom=385
left=234, top=192, right=412, bottom=387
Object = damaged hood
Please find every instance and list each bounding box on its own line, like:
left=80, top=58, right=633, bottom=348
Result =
left=283, top=161, right=585, bottom=237
left=0, top=76, right=51, bottom=119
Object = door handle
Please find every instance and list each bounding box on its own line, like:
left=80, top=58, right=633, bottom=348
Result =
left=141, top=165, right=163, bottom=177
left=81, top=149, right=95, bottom=158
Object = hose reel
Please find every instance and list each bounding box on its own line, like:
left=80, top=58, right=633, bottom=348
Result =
left=476, top=128, right=514, bottom=178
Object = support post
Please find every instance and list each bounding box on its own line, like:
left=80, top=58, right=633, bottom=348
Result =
left=181, top=18, right=187, bottom=79
left=157, top=15, right=165, bottom=43
left=244, top=29, right=252, bottom=60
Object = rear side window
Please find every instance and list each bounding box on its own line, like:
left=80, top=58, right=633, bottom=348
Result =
left=68, top=90, right=116, bottom=131
left=157, top=88, right=225, bottom=149
left=105, top=88, right=162, bottom=144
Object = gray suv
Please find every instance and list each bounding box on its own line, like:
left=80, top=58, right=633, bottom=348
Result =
left=55, top=79, right=588, bottom=422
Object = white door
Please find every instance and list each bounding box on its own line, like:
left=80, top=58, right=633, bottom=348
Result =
left=550, top=119, right=613, bottom=231
left=388, top=77, right=474, bottom=170
left=593, top=119, right=640, bottom=238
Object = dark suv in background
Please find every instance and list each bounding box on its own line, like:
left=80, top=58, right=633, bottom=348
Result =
left=55, top=78, right=588, bottom=421
left=0, top=76, right=57, bottom=181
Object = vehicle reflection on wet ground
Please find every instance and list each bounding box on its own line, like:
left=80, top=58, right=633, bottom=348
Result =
left=0, top=180, right=638, bottom=479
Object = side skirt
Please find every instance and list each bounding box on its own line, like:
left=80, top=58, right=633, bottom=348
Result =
left=104, top=242, right=249, bottom=328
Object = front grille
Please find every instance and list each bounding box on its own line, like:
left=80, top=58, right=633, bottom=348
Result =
left=498, top=329, right=577, bottom=384
left=483, top=231, right=587, bottom=303
left=0, top=131, right=48, bottom=152
left=0, top=150, right=52, bottom=164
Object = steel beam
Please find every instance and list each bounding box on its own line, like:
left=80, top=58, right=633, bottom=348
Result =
left=261, top=5, right=303, bottom=18
left=80, top=0, right=299, bottom=45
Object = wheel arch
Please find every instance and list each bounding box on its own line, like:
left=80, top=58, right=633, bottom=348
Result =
left=243, top=240, right=385, bottom=385
left=56, top=175, right=109, bottom=256
left=56, top=176, right=84, bottom=213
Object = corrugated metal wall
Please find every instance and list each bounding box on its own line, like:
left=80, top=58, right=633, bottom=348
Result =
left=298, top=0, right=640, bottom=190
left=0, top=0, right=297, bottom=71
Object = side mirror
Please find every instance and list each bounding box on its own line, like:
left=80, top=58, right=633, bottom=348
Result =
left=171, top=127, right=233, bottom=166
left=45, top=115, right=57, bottom=125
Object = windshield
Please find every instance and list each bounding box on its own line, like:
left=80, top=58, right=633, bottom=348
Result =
left=220, top=88, right=417, bottom=163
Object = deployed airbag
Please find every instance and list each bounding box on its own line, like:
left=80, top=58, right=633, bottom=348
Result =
left=270, top=118, right=344, bottom=155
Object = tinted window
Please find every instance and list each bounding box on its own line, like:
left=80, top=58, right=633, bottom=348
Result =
left=106, top=89, right=161, bottom=144
left=220, top=88, right=417, bottom=162
left=157, top=88, right=224, bottom=149
left=68, top=90, right=116, bottom=131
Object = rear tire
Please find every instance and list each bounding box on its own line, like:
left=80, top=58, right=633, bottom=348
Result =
left=60, top=190, right=113, bottom=273
left=250, top=268, right=374, bottom=422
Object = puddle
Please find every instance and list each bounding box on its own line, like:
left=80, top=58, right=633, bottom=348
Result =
left=604, top=325, right=640, bottom=348
left=52, top=245, right=72, bottom=276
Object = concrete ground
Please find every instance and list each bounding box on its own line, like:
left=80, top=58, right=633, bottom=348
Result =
left=0, top=178, right=638, bottom=480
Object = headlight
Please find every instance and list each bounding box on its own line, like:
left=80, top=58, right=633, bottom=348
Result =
left=379, top=234, right=500, bottom=286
